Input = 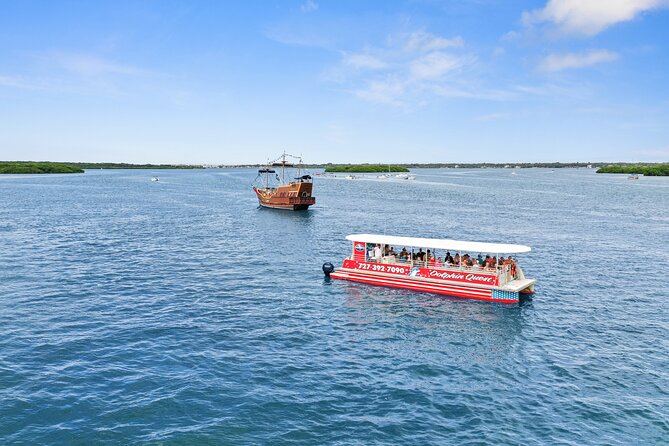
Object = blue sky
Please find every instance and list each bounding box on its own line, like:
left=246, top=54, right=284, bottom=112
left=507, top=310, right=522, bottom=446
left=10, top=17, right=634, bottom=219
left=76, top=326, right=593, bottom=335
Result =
left=1, top=0, right=668, bottom=164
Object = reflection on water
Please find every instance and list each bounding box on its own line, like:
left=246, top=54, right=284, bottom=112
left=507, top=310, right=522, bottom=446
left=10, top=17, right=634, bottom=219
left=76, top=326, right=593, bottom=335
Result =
left=339, top=282, right=525, bottom=366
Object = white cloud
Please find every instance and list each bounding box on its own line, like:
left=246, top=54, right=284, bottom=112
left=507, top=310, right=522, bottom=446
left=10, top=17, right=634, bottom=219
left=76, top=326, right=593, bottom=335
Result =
left=523, top=0, right=669, bottom=36
left=539, top=49, right=619, bottom=71
left=404, top=32, right=464, bottom=53
left=354, top=78, right=406, bottom=105
left=300, top=0, right=319, bottom=13
left=326, top=31, right=474, bottom=105
left=409, top=52, right=468, bottom=80
left=342, top=53, right=388, bottom=70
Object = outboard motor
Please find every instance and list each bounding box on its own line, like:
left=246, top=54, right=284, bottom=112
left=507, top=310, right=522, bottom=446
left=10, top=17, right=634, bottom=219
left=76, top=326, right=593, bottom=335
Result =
left=322, top=262, right=335, bottom=278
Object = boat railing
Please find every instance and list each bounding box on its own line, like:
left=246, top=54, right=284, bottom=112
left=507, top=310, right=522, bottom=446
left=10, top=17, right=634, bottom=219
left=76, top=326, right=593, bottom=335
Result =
left=355, top=255, right=514, bottom=285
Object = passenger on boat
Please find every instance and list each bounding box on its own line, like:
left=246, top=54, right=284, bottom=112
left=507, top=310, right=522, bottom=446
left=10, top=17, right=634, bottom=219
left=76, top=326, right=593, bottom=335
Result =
left=415, top=248, right=425, bottom=261
left=453, top=253, right=460, bottom=266
left=445, top=253, right=454, bottom=265
left=373, top=244, right=382, bottom=259
left=510, top=258, right=517, bottom=278
left=389, top=246, right=396, bottom=256
left=399, top=248, right=409, bottom=261
left=435, top=257, right=443, bottom=267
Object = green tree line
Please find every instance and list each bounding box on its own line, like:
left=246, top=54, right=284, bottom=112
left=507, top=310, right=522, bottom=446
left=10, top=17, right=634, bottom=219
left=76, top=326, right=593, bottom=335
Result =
left=0, top=162, right=84, bottom=174
left=324, top=164, right=410, bottom=173
left=596, top=164, right=669, bottom=176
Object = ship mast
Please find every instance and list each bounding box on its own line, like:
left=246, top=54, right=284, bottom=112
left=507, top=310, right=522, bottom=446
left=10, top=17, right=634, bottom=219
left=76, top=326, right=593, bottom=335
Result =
left=281, top=151, right=286, bottom=184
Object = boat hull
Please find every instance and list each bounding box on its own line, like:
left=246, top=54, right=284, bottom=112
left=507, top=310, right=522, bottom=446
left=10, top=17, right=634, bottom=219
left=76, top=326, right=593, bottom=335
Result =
left=253, top=182, right=315, bottom=211
left=258, top=202, right=312, bottom=211
left=331, top=265, right=532, bottom=303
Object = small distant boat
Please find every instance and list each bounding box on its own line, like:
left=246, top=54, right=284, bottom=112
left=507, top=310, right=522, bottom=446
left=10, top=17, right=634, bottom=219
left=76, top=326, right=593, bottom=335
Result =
left=345, top=175, right=356, bottom=180
left=395, top=173, right=416, bottom=180
left=252, top=152, right=315, bottom=211
left=377, top=174, right=389, bottom=179
left=511, top=171, right=517, bottom=176
left=628, top=174, right=640, bottom=180
left=151, top=177, right=159, bottom=182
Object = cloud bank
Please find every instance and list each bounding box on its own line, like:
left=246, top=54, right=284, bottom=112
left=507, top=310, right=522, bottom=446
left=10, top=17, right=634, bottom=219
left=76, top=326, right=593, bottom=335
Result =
left=523, top=0, right=669, bottom=36
left=539, top=49, right=619, bottom=71
left=329, top=31, right=475, bottom=105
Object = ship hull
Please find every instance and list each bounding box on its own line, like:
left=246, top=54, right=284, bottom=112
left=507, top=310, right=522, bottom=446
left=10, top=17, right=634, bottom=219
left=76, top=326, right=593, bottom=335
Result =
left=330, top=258, right=535, bottom=303
left=253, top=182, right=315, bottom=211
left=258, top=202, right=312, bottom=211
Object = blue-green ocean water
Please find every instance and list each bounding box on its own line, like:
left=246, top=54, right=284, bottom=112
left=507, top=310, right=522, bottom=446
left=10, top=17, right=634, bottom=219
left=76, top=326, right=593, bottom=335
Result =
left=0, top=168, right=667, bottom=445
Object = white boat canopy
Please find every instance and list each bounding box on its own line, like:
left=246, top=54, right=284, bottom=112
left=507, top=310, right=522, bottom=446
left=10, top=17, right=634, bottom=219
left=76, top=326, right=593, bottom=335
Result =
left=346, top=234, right=531, bottom=254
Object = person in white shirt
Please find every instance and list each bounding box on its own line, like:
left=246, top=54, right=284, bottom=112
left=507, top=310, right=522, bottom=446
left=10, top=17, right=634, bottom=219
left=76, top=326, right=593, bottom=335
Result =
left=373, top=244, right=383, bottom=259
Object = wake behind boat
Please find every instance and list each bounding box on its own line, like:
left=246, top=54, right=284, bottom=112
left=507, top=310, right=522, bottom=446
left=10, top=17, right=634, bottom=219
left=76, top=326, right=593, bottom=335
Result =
left=252, top=152, right=316, bottom=211
left=324, top=234, right=535, bottom=303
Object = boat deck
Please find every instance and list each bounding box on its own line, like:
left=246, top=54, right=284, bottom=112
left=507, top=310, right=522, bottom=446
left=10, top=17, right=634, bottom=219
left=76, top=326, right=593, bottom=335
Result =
left=501, top=278, right=536, bottom=292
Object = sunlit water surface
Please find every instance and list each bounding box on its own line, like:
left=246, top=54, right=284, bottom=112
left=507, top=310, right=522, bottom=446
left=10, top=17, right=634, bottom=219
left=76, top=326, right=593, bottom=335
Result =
left=0, top=168, right=667, bottom=444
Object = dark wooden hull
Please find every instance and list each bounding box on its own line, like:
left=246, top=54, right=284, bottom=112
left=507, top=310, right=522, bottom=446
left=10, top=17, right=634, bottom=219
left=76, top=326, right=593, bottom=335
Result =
left=253, top=182, right=315, bottom=211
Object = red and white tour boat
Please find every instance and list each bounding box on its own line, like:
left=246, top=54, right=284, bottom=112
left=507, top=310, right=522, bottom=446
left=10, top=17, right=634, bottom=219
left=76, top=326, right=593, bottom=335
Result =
left=325, top=234, right=535, bottom=304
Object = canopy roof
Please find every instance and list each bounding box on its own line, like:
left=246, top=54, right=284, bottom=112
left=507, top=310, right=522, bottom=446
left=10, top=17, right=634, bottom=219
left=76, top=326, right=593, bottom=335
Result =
left=346, top=234, right=531, bottom=254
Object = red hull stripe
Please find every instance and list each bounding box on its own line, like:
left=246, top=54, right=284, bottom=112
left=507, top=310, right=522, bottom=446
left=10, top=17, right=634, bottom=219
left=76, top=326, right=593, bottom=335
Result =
left=331, top=271, right=518, bottom=303
left=344, top=271, right=492, bottom=295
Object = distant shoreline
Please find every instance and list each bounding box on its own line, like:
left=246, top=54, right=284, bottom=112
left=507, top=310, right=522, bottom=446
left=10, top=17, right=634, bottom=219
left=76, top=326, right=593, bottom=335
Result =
left=0, top=161, right=204, bottom=174
left=596, top=163, right=669, bottom=176
left=324, top=164, right=409, bottom=173
left=1, top=161, right=668, bottom=175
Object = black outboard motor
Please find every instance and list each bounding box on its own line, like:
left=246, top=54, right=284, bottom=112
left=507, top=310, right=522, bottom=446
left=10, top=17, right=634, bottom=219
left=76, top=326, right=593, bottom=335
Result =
left=322, top=262, right=335, bottom=278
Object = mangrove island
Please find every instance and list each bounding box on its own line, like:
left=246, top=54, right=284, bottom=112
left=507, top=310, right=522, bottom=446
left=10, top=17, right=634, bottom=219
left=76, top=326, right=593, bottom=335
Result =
left=0, top=161, right=204, bottom=174
left=0, top=162, right=84, bottom=174
left=596, top=163, right=669, bottom=176
left=324, top=164, right=409, bottom=173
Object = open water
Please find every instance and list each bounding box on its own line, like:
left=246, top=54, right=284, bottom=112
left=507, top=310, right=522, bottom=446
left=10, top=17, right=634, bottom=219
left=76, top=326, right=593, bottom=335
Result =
left=0, top=168, right=667, bottom=445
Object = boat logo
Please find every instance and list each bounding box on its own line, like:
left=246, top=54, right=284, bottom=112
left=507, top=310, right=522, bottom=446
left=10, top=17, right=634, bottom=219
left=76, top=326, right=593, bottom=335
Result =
left=355, top=243, right=365, bottom=252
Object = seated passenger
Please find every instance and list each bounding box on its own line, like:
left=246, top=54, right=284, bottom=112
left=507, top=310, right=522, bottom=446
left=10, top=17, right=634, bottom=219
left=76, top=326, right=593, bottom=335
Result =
left=453, top=253, right=460, bottom=266
left=416, top=248, right=425, bottom=261
left=435, top=257, right=443, bottom=267
left=399, top=248, right=409, bottom=261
